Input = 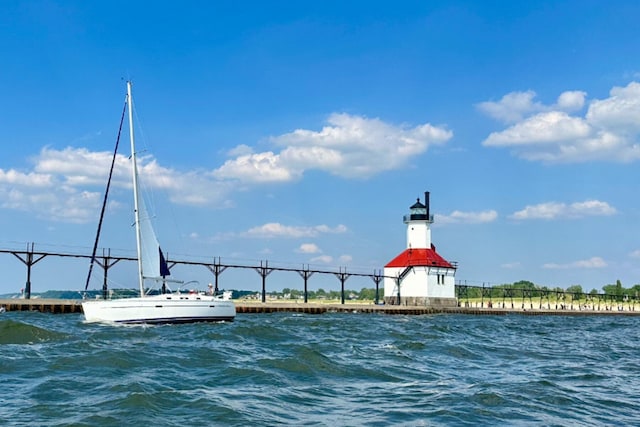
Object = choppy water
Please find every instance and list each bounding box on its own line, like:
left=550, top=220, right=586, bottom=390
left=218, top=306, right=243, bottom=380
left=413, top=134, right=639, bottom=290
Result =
left=1, top=312, right=639, bottom=426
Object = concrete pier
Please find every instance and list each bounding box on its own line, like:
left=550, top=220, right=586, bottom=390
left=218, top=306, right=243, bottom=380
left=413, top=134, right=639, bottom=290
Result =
left=0, top=299, right=83, bottom=314
left=1, top=299, right=639, bottom=316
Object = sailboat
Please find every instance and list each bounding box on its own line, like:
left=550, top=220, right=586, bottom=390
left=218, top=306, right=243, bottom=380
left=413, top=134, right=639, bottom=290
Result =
left=82, top=81, right=236, bottom=324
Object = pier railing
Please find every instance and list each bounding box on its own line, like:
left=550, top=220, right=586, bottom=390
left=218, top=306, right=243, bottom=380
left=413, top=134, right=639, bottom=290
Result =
left=0, top=244, right=633, bottom=312
left=0, top=244, right=387, bottom=303
left=455, top=283, right=638, bottom=312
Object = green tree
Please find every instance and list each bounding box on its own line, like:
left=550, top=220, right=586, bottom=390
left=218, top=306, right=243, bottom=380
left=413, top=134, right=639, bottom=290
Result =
left=566, top=285, right=583, bottom=300
left=616, top=280, right=624, bottom=300
left=358, top=287, right=376, bottom=300
left=603, top=280, right=625, bottom=300
left=467, top=287, right=482, bottom=298
left=514, top=280, right=536, bottom=290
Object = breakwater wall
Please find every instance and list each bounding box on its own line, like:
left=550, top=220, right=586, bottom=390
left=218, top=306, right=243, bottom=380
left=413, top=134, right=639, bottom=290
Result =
left=1, top=299, right=639, bottom=316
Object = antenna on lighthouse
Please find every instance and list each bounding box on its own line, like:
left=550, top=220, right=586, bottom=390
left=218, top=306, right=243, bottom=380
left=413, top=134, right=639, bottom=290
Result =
left=425, top=191, right=430, bottom=219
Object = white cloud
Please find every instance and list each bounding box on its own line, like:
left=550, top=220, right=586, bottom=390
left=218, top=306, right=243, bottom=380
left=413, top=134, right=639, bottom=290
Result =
left=0, top=147, right=113, bottom=223
left=34, top=147, right=128, bottom=187
left=510, top=200, right=616, bottom=220
left=0, top=146, right=236, bottom=223
left=0, top=185, right=103, bottom=224
left=338, top=254, right=353, bottom=263
left=586, top=82, right=640, bottom=131
left=436, top=210, right=498, bottom=224
left=629, top=250, right=640, bottom=259
left=480, top=82, right=640, bottom=163
left=214, top=151, right=298, bottom=183
left=242, top=222, right=348, bottom=239
left=3, top=112, right=452, bottom=224
left=476, top=90, right=543, bottom=123
left=476, top=90, right=586, bottom=124
left=311, top=255, right=333, bottom=264
left=0, top=169, right=53, bottom=187
left=483, top=111, right=591, bottom=146
left=295, top=244, right=350, bottom=265
left=501, top=262, right=522, bottom=269
left=543, top=257, right=607, bottom=269
left=226, top=144, right=254, bottom=157
left=213, top=113, right=452, bottom=182
left=297, top=243, right=321, bottom=254
left=556, top=91, right=587, bottom=111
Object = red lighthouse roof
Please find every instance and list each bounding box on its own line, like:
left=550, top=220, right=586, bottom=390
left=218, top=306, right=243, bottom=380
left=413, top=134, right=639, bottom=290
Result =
left=384, top=246, right=455, bottom=269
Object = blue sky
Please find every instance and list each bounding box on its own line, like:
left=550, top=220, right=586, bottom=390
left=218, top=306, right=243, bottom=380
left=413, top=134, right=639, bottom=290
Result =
left=1, top=0, right=639, bottom=295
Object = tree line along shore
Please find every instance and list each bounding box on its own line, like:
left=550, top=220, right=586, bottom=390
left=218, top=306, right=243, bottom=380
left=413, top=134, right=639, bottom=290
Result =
left=3, top=279, right=638, bottom=307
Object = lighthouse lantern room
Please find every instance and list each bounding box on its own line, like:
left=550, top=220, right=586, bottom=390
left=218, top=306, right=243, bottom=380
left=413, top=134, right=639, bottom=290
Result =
left=383, top=192, right=457, bottom=307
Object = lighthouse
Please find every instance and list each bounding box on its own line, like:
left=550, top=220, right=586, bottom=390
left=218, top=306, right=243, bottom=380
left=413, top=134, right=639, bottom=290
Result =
left=383, top=192, right=457, bottom=307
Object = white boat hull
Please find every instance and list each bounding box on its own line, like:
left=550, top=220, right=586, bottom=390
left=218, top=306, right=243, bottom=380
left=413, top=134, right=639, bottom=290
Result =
left=82, top=294, right=236, bottom=324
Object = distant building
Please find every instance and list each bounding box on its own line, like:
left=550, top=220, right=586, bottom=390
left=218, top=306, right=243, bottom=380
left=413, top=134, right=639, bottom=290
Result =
left=383, top=192, right=457, bottom=307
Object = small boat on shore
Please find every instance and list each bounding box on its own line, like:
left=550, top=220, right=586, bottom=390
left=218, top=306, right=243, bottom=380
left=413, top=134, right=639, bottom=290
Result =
left=82, top=81, right=235, bottom=324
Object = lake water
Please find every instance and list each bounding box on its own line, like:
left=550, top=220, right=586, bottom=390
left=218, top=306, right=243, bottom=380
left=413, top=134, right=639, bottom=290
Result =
left=1, top=311, right=638, bottom=426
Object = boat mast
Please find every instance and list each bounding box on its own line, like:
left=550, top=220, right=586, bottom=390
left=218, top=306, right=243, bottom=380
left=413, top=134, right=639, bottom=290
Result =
left=127, top=81, right=146, bottom=297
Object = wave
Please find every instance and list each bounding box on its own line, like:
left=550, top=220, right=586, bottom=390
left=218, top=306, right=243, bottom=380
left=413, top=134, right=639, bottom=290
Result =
left=1, top=312, right=640, bottom=425
left=0, top=319, right=68, bottom=345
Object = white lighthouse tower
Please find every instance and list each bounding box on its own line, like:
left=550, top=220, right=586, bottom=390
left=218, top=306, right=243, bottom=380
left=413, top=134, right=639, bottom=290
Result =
left=383, top=192, right=457, bottom=307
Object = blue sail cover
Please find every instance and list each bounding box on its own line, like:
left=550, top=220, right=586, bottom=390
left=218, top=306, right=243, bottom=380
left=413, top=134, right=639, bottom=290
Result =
left=159, top=247, right=171, bottom=277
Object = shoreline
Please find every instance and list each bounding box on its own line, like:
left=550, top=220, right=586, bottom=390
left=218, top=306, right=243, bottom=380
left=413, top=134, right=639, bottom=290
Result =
left=1, top=298, right=639, bottom=316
